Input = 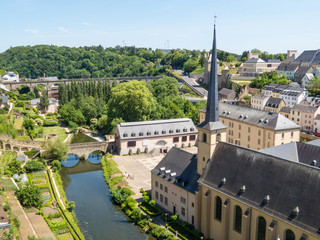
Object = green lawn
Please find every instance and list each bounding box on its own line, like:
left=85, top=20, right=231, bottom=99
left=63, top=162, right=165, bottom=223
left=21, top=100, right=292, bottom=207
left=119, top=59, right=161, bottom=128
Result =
left=34, top=126, right=68, bottom=142
left=13, top=117, right=24, bottom=130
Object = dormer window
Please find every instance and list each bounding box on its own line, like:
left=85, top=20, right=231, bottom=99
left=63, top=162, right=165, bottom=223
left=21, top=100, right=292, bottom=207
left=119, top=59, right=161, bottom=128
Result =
left=183, top=128, right=187, bottom=132
left=154, top=130, right=159, bottom=135
left=123, top=133, right=128, bottom=137
left=176, top=129, right=180, bottom=133
left=190, top=127, right=195, bottom=131
left=147, top=131, right=151, bottom=136
left=162, top=130, right=166, bottom=134
left=139, top=132, right=143, bottom=136
left=131, top=133, right=136, bottom=137
left=169, top=129, right=173, bottom=133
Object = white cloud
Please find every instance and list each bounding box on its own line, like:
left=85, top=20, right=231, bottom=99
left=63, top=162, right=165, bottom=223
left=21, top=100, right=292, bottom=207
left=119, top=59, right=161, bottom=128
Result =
left=59, top=27, right=70, bottom=33
left=24, top=28, right=39, bottom=34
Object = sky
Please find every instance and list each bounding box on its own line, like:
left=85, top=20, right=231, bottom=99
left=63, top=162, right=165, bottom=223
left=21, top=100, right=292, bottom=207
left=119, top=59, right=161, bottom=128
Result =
left=1, top=0, right=320, bottom=55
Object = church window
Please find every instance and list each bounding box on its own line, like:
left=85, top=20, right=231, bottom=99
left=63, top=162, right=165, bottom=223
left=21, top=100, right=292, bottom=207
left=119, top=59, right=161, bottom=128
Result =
left=215, top=196, right=222, bottom=221
left=234, top=206, right=242, bottom=233
left=285, top=229, right=295, bottom=240
left=203, top=133, right=207, bottom=143
left=257, top=216, right=266, bottom=240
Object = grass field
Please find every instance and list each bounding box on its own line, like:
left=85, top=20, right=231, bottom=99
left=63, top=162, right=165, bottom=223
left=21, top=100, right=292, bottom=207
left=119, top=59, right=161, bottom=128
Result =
left=34, top=127, right=68, bottom=142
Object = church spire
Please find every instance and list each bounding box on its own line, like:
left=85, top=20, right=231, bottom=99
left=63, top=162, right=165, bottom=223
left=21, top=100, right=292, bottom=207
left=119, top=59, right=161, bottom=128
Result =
left=205, top=24, right=219, bottom=123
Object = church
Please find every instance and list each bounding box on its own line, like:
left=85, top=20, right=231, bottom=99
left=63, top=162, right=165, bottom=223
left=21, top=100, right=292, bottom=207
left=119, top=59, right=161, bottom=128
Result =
left=151, top=25, right=320, bottom=240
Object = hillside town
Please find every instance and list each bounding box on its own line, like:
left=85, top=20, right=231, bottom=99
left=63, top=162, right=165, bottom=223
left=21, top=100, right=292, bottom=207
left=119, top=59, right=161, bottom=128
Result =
left=1, top=2, right=320, bottom=240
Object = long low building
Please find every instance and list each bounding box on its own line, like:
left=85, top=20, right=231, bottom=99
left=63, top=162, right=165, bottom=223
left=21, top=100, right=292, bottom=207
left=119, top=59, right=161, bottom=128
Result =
left=114, top=118, right=197, bottom=155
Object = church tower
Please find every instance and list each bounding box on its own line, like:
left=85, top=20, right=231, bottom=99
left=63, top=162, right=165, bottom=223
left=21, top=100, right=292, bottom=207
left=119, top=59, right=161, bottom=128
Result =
left=197, top=24, right=227, bottom=175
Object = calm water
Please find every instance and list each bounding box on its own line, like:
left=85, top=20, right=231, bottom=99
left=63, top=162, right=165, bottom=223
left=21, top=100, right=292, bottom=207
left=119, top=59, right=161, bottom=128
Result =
left=71, top=132, right=98, bottom=144
left=60, top=153, right=148, bottom=240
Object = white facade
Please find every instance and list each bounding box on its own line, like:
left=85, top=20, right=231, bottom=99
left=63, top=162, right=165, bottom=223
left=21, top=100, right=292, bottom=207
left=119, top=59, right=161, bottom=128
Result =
left=1, top=72, right=19, bottom=82
left=250, top=94, right=270, bottom=110
left=301, top=73, right=314, bottom=88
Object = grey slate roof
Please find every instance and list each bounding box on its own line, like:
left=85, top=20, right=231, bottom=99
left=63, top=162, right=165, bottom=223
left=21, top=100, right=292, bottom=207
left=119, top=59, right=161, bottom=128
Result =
left=201, top=103, right=300, bottom=131
left=219, top=88, right=235, bottom=97
left=151, top=147, right=199, bottom=193
left=306, top=139, right=320, bottom=146
left=251, top=93, right=270, bottom=100
left=295, top=65, right=313, bottom=75
left=277, top=62, right=290, bottom=71
left=245, top=58, right=265, bottom=63
left=280, top=106, right=291, bottom=114
left=291, top=104, right=319, bottom=114
left=259, top=141, right=320, bottom=167
left=0, top=96, right=9, bottom=103
left=117, top=118, right=197, bottom=140
left=265, top=97, right=283, bottom=108
left=294, top=50, right=318, bottom=64
left=286, top=62, right=300, bottom=71
left=199, top=142, right=320, bottom=236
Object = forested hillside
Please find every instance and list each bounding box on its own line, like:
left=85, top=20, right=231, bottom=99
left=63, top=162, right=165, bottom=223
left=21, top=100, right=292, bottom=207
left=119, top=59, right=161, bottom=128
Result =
left=0, top=45, right=240, bottom=78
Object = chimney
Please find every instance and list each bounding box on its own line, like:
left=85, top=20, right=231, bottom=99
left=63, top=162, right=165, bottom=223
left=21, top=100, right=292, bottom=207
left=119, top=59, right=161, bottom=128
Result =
left=311, top=160, right=317, bottom=166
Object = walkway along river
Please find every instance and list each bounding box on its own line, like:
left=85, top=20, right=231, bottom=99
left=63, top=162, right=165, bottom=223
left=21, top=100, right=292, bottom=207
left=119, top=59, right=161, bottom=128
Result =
left=60, top=152, right=149, bottom=240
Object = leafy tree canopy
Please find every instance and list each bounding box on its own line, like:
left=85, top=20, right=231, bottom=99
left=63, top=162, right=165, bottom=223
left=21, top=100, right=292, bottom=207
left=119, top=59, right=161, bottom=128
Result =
left=43, top=139, right=69, bottom=161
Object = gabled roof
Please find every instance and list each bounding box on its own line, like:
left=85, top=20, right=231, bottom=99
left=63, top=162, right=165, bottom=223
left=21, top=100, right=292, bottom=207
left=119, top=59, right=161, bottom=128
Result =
left=251, top=93, right=270, bottom=100
left=294, top=50, right=318, bottom=64
left=151, top=147, right=199, bottom=193
left=117, top=118, right=197, bottom=140
left=280, top=106, right=291, bottom=114
left=291, top=104, right=319, bottom=114
left=245, top=58, right=265, bottom=63
left=201, top=103, right=300, bottom=131
left=199, top=142, right=320, bottom=236
left=285, top=62, right=300, bottom=72
left=219, top=88, right=235, bottom=97
left=303, top=73, right=314, bottom=80
left=265, top=97, right=284, bottom=108
left=277, top=62, right=290, bottom=71
left=259, top=141, right=320, bottom=167
left=295, top=65, right=313, bottom=75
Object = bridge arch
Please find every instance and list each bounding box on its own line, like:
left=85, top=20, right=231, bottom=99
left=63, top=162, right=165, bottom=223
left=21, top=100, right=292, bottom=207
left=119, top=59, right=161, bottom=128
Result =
left=61, top=153, right=81, bottom=168
left=87, top=150, right=104, bottom=164
left=5, top=143, right=11, bottom=151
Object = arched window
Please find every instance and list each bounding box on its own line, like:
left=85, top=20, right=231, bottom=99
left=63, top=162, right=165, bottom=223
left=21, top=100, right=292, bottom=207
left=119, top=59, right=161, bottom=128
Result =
left=234, top=206, right=242, bottom=233
left=285, top=229, right=295, bottom=240
left=257, top=216, right=266, bottom=240
left=215, top=196, right=222, bottom=221
left=203, top=133, right=207, bottom=143
left=216, top=133, right=221, bottom=142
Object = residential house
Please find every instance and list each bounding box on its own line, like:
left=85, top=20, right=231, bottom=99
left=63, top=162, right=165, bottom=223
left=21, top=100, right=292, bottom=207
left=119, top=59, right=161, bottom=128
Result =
left=264, top=97, right=285, bottom=113
left=218, top=88, right=236, bottom=102
left=277, top=62, right=300, bottom=80
left=30, top=98, right=58, bottom=113
left=293, top=49, right=320, bottom=67
left=262, top=83, right=308, bottom=107
left=290, top=104, right=320, bottom=132
left=1, top=72, right=19, bottom=82
left=301, top=73, right=315, bottom=88
left=239, top=56, right=280, bottom=77
left=313, top=67, right=320, bottom=77
left=280, top=106, right=291, bottom=119
left=250, top=94, right=270, bottom=110
left=114, top=118, right=197, bottom=155
left=294, top=64, right=313, bottom=83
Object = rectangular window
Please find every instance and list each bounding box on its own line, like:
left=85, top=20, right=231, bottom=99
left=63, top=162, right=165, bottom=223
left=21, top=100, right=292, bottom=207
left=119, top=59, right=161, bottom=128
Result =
left=239, top=125, right=241, bottom=130
left=258, top=130, right=261, bottom=136
left=248, top=127, right=250, bottom=133
left=173, top=137, right=179, bottom=143
left=155, top=191, right=159, bottom=200
left=268, top=132, right=271, bottom=139
left=127, top=141, right=136, bottom=147
left=155, top=181, right=158, bottom=187
left=180, top=197, right=186, bottom=204
left=258, top=139, right=260, bottom=145
left=160, top=184, right=163, bottom=190
left=181, top=207, right=186, bottom=216
left=182, top=136, right=187, bottom=142
left=189, top=135, right=196, bottom=141
left=248, top=136, right=250, bottom=141
left=164, top=186, right=168, bottom=193
left=192, top=202, right=194, bottom=208
left=160, top=194, right=163, bottom=203
left=238, top=133, right=241, bottom=138
left=164, top=197, right=168, bottom=206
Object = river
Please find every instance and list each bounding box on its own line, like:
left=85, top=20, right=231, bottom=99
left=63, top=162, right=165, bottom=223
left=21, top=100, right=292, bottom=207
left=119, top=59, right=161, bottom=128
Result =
left=60, top=152, right=148, bottom=240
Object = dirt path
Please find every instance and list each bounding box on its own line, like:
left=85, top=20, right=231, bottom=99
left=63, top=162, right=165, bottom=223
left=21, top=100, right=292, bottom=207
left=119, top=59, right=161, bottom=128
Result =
left=27, top=211, right=56, bottom=239
left=6, top=191, right=38, bottom=240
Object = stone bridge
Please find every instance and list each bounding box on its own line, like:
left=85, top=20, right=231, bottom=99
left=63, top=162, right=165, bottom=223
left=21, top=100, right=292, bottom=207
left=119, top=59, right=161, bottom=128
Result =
left=68, top=142, right=109, bottom=159
left=3, top=76, right=162, bottom=91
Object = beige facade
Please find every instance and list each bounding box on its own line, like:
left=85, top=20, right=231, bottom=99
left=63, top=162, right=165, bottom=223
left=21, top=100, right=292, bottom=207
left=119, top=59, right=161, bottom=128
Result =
left=290, top=105, right=320, bottom=132
left=152, top=175, right=196, bottom=224
left=264, top=99, right=286, bottom=113
left=196, top=184, right=319, bottom=240
left=200, top=106, right=300, bottom=150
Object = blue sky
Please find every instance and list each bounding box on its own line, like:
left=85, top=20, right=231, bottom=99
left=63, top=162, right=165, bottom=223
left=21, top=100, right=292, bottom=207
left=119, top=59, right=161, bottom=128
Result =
left=2, top=0, right=320, bottom=55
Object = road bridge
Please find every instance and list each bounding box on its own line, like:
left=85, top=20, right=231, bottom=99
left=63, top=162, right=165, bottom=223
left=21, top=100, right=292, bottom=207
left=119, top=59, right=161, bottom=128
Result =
left=68, top=142, right=108, bottom=159
left=2, top=76, right=162, bottom=91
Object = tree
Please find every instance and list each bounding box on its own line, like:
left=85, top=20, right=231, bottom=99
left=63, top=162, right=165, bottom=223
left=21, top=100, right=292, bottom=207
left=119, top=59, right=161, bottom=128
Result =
left=15, top=184, right=42, bottom=208
left=183, top=58, right=198, bottom=73
left=308, top=75, right=320, bottom=89
left=276, top=53, right=285, bottom=61
left=24, top=160, right=45, bottom=173
left=107, top=81, right=157, bottom=122
left=51, top=160, right=61, bottom=172
left=43, top=139, right=69, bottom=161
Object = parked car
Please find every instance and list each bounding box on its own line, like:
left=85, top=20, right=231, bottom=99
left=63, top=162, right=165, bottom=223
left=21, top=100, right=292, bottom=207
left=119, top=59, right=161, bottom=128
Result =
left=315, top=132, right=320, bottom=137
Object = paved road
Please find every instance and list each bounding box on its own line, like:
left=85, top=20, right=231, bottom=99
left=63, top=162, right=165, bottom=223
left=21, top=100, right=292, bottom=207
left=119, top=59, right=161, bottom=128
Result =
left=175, top=70, right=208, bottom=97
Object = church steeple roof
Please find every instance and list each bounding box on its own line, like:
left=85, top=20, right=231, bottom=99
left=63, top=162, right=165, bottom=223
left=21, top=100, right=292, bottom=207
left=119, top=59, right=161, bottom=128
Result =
left=198, top=24, right=226, bottom=131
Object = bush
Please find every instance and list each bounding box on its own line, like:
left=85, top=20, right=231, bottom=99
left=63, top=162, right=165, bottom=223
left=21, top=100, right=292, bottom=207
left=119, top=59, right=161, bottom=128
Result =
left=24, top=150, right=40, bottom=158
left=25, top=160, right=45, bottom=173
left=15, top=184, right=42, bottom=208
left=149, top=200, right=155, bottom=207
left=43, top=119, right=59, bottom=126
left=48, top=212, right=61, bottom=219
left=51, top=160, right=61, bottom=172
left=110, top=186, right=132, bottom=205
